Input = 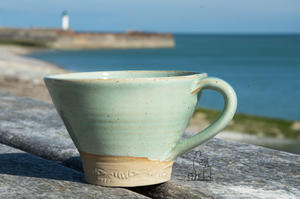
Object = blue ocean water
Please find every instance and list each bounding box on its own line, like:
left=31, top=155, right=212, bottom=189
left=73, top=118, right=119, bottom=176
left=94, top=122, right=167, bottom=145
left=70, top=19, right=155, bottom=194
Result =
left=29, top=34, right=300, bottom=121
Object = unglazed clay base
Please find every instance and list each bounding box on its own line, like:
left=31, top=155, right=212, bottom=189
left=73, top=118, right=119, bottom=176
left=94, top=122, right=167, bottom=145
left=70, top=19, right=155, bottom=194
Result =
left=79, top=150, right=174, bottom=187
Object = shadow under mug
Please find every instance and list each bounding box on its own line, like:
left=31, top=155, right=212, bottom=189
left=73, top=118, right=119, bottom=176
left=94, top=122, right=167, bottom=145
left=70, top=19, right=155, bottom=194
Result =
left=44, top=71, right=237, bottom=187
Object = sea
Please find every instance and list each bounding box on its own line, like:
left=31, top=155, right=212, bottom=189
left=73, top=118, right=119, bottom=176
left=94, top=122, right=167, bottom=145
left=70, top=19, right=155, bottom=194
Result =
left=29, top=34, right=300, bottom=121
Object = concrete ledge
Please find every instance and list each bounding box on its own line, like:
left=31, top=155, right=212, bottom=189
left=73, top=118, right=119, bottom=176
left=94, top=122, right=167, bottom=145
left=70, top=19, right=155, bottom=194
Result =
left=0, top=143, right=148, bottom=198
left=0, top=92, right=81, bottom=169
left=0, top=91, right=299, bottom=198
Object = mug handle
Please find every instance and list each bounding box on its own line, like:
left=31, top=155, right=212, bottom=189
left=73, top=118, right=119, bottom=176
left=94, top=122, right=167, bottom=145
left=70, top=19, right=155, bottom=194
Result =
left=166, top=77, right=237, bottom=161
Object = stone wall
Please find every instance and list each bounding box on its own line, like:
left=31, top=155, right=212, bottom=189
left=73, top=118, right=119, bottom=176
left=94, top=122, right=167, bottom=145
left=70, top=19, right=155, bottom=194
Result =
left=0, top=27, right=175, bottom=49
left=0, top=27, right=58, bottom=45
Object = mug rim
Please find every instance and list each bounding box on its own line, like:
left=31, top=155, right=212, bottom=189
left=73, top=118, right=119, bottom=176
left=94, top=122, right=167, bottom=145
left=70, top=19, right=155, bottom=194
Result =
left=44, top=70, right=207, bottom=82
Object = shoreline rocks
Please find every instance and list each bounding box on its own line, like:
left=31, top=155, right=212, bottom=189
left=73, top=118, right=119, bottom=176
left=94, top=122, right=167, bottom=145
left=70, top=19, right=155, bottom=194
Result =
left=0, top=45, right=66, bottom=101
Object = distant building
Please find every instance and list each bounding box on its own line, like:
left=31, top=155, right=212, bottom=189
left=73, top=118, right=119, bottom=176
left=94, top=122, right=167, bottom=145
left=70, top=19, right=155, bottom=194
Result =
left=61, top=11, right=69, bottom=30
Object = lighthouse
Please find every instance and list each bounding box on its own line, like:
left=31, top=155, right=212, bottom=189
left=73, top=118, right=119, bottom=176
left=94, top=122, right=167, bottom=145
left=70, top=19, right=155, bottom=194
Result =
left=61, top=11, right=69, bottom=30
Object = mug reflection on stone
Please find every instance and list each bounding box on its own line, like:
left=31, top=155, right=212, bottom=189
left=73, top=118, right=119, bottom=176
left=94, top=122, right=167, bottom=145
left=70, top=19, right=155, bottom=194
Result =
left=187, top=151, right=212, bottom=181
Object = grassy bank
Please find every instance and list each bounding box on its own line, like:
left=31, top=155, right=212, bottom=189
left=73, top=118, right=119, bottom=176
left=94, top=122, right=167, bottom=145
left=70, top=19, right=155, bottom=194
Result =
left=0, top=40, right=48, bottom=48
left=194, top=107, right=300, bottom=139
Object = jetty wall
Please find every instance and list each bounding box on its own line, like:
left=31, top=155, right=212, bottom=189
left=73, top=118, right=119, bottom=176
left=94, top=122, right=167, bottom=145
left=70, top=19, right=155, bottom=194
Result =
left=0, top=27, right=175, bottom=49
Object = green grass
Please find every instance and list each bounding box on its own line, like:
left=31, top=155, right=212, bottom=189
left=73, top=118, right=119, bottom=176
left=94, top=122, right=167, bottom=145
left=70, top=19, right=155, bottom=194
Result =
left=194, top=107, right=300, bottom=139
left=0, top=40, right=48, bottom=47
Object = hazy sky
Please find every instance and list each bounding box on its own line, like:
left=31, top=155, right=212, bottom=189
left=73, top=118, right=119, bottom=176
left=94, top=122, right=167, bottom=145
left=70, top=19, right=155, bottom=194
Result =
left=0, top=0, right=299, bottom=33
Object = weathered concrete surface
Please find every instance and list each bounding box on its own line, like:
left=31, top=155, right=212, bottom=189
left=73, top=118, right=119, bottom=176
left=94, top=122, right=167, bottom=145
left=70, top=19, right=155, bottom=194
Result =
left=0, top=91, right=299, bottom=199
left=0, top=143, right=148, bottom=198
left=144, top=137, right=300, bottom=199
left=0, top=92, right=81, bottom=169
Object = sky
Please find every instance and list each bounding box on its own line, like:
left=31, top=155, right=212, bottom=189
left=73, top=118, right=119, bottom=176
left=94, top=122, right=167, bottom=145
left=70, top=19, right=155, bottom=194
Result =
left=0, top=0, right=299, bottom=33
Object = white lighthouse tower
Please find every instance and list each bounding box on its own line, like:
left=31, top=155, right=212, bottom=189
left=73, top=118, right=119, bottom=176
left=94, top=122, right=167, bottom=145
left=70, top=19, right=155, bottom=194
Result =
left=61, top=11, right=69, bottom=30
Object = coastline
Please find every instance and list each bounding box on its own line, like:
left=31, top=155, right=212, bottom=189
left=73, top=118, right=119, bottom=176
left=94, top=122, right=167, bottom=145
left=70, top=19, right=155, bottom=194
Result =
left=0, top=45, right=67, bottom=101
left=0, top=44, right=299, bottom=154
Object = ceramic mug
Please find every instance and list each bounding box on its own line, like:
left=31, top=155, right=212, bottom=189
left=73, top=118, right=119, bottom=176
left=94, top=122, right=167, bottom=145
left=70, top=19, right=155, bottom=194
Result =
left=44, top=71, right=237, bottom=187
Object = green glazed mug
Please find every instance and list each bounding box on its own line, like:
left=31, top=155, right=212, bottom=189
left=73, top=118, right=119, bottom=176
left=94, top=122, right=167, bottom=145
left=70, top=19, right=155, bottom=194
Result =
left=44, top=71, right=237, bottom=187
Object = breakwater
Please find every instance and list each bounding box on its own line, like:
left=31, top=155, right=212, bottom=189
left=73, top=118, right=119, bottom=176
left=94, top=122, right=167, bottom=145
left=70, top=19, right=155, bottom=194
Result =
left=0, top=27, right=175, bottom=49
